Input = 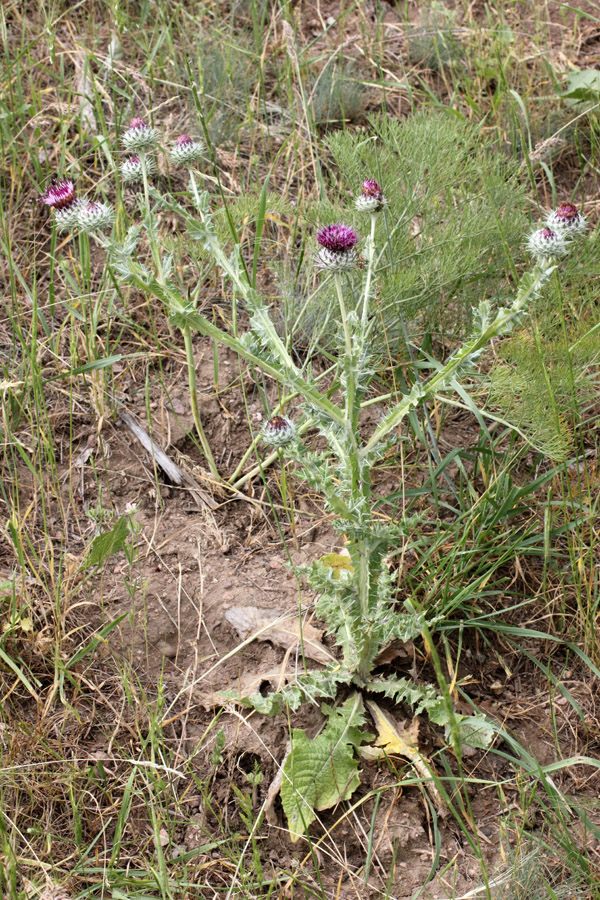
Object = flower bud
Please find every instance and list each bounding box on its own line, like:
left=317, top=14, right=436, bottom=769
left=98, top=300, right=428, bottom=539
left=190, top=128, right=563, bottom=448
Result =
left=169, top=134, right=205, bottom=167
left=75, top=201, right=115, bottom=233
left=355, top=178, right=386, bottom=213
left=526, top=226, right=569, bottom=262
left=316, top=223, right=359, bottom=271
left=261, top=415, right=296, bottom=447
left=122, top=116, right=160, bottom=153
left=546, top=202, right=587, bottom=238
left=120, top=154, right=155, bottom=184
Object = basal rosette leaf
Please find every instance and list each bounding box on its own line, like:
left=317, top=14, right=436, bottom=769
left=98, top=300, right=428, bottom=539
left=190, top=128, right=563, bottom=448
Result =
left=365, top=677, right=493, bottom=749
left=280, top=693, right=371, bottom=841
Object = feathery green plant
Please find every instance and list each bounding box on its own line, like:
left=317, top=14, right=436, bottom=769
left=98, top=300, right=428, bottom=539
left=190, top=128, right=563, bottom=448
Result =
left=289, top=113, right=529, bottom=353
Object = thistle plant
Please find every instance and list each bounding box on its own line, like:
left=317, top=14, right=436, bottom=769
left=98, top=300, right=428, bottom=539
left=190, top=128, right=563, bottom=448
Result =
left=42, top=115, right=590, bottom=840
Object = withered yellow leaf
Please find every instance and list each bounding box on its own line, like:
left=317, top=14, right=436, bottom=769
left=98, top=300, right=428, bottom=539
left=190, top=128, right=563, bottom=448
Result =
left=320, top=552, right=353, bottom=579
left=363, top=700, right=446, bottom=814
left=363, top=701, right=420, bottom=762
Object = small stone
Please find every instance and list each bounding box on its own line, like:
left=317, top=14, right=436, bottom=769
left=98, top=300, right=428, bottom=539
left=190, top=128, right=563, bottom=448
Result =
left=158, top=641, right=177, bottom=658
left=269, top=558, right=283, bottom=570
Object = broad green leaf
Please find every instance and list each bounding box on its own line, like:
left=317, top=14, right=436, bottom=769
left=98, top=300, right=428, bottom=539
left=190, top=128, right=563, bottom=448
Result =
left=455, top=714, right=495, bottom=750
left=86, top=515, right=130, bottom=569
left=280, top=693, right=369, bottom=841
left=561, top=70, right=600, bottom=107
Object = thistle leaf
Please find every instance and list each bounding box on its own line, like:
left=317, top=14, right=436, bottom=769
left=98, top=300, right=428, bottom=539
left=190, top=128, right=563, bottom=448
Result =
left=319, top=552, right=354, bottom=579
left=280, top=693, right=370, bottom=841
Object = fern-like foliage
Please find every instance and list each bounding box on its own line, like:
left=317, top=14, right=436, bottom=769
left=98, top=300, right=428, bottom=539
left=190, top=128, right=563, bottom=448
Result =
left=302, top=112, right=527, bottom=351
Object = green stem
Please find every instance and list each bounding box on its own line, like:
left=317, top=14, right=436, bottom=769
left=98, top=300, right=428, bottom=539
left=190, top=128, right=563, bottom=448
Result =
left=182, top=324, right=221, bottom=481
left=361, top=213, right=377, bottom=328
left=333, top=271, right=374, bottom=680
left=140, top=153, right=162, bottom=279
left=362, top=265, right=550, bottom=456
left=333, top=272, right=356, bottom=429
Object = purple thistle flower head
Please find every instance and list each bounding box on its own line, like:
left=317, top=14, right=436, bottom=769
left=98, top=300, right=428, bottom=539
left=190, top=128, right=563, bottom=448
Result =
left=554, top=202, right=579, bottom=223
left=120, top=153, right=155, bottom=184
left=123, top=117, right=160, bottom=152
left=527, top=226, right=569, bottom=262
left=546, top=202, right=587, bottom=238
left=267, top=415, right=289, bottom=432
left=75, top=200, right=115, bottom=233
left=361, top=179, right=383, bottom=200
left=39, top=178, right=77, bottom=210
left=317, top=223, right=359, bottom=253
left=169, top=133, right=204, bottom=166
left=262, top=415, right=296, bottom=447
left=356, top=178, right=386, bottom=213
left=316, top=224, right=359, bottom=271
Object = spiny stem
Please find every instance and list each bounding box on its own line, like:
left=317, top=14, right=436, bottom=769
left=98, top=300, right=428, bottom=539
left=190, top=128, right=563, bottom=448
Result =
left=334, top=272, right=357, bottom=432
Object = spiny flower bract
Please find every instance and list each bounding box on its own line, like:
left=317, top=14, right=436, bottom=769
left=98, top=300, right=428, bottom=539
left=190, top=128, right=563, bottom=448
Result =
left=75, top=201, right=115, bottom=233
left=169, top=133, right=205, bottom=167
left=546, top=202, right=587, bottom=238
left=526, top=226, right=569, bottom=262
left=355, top=178, right=386, bottom=213
left=316, top=223, right=359, bottom=271
left=120, top=154, right=155, bottom=184
left=261, top=415, right=296, bottom=447
left=122, top=116, right=160, bottom=153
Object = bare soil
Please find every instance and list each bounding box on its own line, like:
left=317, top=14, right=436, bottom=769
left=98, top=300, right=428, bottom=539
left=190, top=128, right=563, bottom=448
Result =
left=44, top=335, right=599, bottom=899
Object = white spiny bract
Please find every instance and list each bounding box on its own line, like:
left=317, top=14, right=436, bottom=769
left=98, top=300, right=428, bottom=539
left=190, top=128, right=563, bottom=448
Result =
left=261, top=415, right=296, bottom=447
left=75, top=201, right=115, bottom=233
left=54, top=199, right=85, bottom=231
left=120, top=154, right=155, bottom=184
left=355, top=178, right=386, bottom=213
left=169, top=134, right=205, bottom=167
left=545, top=202, right=587, bottom=238
left=526, top=226, right=569, bottom=263
left=122, top=116, right=160, bottom=153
